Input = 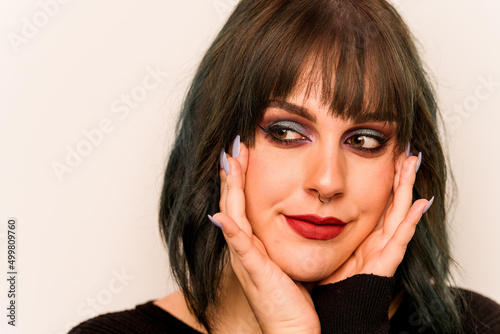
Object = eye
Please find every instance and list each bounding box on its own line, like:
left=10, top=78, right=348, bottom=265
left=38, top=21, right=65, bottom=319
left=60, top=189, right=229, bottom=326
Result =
left=258, top=120, right=308, bottom=145
left=347, top=135, right=380, bottom=149
left=270, top=128, right=303, bottom=141
left=345, top=129, right=389, bottom=153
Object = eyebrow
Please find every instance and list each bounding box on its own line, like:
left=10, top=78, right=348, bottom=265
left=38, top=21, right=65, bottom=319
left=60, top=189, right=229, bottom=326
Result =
left=268, top=100, right=317, bottom=123
left=268, top=100, right=395, bottom=126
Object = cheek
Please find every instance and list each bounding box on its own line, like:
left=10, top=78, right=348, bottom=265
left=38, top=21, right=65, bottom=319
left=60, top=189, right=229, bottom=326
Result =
left=353, top=159, right=395, bottom=211
left=244, top=142, right=308, bottom=234
left=244, top=147, right=289, bottom=219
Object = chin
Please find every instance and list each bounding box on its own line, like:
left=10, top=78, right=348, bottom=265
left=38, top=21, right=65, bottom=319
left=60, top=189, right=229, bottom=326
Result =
left=284, top=268, right=330, bottom=282
left=267, top=244, right=340, bottom=282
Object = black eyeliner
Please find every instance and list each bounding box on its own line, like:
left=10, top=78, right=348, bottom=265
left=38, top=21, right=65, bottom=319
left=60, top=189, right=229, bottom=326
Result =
left=346, top=129, right=390, bottom=154
left=258, top=122, right=309, bottom=146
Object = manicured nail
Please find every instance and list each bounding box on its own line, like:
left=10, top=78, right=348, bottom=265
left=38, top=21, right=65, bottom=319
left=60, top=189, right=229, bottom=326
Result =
left=415, top=152, right=422, bottom=173
left=422, top=196, right=434, bottom=214
left=405, top=142, right=411, bottom=157
left=221, top=149, right=229, bottom=175
left=219, top=148, right=225, bottom=170
left=208, top=214, right=223, bottom=229
left=232, top=135, right=240, bottom=158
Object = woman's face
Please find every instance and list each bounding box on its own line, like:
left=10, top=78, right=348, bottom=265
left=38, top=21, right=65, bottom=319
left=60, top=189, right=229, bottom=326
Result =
left=244, top=84, right=398, bottom=282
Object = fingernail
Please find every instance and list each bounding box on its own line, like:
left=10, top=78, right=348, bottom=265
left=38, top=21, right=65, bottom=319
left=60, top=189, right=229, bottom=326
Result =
left=422, top=196, right=434, bottom=214
left=208, top=214, right=223, bottom=229
left=232, top=135, right=240, bottom=158
left=221, top=149, right=229, bottom=175
left=219, top=148, right=225, bottom=170
left=415, top=152, right=422, bottom=173
left=405, top=142, right=411, bottom=157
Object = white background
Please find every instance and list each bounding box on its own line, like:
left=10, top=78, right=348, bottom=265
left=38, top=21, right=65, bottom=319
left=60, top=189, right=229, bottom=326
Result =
left=0, top=1, right=499, bottom=333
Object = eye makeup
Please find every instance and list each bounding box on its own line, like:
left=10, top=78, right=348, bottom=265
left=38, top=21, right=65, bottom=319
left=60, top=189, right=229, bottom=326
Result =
left=258, top=120, right=309, bottom=146
left=344, top=128, right=391, bottom=154
left=258, top=104, right=395, bottom=154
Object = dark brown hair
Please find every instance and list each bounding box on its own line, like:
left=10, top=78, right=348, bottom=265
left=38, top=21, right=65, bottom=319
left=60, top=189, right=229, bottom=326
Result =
left=159, top=0, right=463, bottom=332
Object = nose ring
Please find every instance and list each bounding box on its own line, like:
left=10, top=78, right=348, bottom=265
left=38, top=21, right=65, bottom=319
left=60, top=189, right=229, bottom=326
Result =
left=318, top=194, right=332, bottom=204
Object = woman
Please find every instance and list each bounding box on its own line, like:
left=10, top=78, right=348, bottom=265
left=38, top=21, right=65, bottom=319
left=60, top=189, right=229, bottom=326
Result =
left=70, top=0, right=500, bottom=333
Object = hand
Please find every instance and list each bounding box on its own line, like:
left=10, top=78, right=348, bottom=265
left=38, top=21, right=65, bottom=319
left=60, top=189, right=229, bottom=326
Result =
left=320, top=150, right=433, bottom=285
left=210, top=136, right=320, bottom=334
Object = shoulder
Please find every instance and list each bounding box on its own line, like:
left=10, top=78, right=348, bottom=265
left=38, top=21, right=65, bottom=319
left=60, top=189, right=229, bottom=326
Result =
left=68, top=300, right=203, bottom=334
left=457, top=288, right=500, bottom=333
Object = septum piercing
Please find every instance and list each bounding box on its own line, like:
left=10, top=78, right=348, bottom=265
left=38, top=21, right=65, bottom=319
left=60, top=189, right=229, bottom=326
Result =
left=318, top=194, right=332, bottom=204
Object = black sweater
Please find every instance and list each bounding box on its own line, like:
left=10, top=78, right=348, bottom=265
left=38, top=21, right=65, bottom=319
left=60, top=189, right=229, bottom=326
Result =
left=69, top=275, right=500, bottom=333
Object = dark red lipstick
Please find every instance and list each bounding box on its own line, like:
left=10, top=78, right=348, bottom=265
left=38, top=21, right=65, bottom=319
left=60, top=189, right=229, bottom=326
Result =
left=284, top=214, right=347, bottom=240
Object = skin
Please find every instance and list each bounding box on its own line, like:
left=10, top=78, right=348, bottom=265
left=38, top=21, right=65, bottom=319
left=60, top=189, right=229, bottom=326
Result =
left=243, top=87, right=398, bottom=282
left=156, top=84, right=431, bottom=333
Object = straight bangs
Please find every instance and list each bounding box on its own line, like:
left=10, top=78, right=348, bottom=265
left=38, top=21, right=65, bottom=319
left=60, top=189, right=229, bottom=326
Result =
left=242, top=0, right=418, bottom=151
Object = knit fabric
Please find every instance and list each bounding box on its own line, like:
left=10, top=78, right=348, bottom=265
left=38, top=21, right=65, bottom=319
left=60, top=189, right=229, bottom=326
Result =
left=69, top=274, right=500, bottom=333
left=311, top=274, right=395, bottom=333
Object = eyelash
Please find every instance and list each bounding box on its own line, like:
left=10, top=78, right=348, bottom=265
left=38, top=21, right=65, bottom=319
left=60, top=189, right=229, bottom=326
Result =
left=258, top=123, right=390, bottom=154
left=258, top=124, right=308, bottom=146
left=346, top=135, right=389, bottom=154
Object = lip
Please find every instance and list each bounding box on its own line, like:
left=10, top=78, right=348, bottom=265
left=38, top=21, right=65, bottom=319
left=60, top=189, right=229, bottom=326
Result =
left=284, top=214, right=347, bottom=240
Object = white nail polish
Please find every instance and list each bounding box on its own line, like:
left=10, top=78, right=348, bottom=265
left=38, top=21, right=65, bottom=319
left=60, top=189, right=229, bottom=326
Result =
left=208, top=214, right=223, bottom=229
left=222, top=151, right=229, bottom=175
left=423, top=196, right=434, bottom=214
left=232, top=135, right=240, bottom=158
left=415, top=152, right=422, bottom=173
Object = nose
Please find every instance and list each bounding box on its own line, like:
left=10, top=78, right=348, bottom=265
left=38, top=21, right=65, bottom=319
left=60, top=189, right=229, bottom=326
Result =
left=304, top=143, right=346, bottom=200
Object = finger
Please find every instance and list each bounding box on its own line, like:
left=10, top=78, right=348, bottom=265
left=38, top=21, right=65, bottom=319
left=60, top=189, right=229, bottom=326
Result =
left=233, top=140, right=249, bottom=191
left=383, top=152, right=405, bottom=223
left=220, top=136, right=248, bottom=213
left=380, top=198, right=430, bottom=274
left=373, top=192, right=393, bottom=231
left=219, top=149, right=228, bottom=212
left=228, top=135, right=249, bottom=192
left=212, top=213, right=268, bottom=278
left=294, top=281, right=315, bottom=307
left=374, top=150, right=405, bottom=231
left=384, top=154, right=421, bottom=234
left=225, top=154, right=252, bottom=234
left=393, top=150, right=407, bottom=191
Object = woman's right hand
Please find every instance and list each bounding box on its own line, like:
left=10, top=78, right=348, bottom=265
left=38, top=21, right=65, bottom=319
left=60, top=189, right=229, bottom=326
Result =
left=210, top=136, right=320, bottom=334
left=319, top=148, right=430, bottom=285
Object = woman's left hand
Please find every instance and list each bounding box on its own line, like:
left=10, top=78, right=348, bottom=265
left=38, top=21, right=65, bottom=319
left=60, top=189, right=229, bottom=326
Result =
left=211, top=137, right=321, bottom=334
left=320, top=150, right=432, bottom=285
